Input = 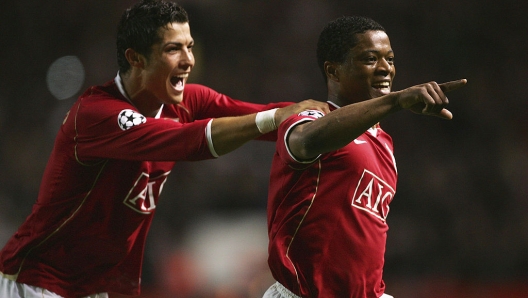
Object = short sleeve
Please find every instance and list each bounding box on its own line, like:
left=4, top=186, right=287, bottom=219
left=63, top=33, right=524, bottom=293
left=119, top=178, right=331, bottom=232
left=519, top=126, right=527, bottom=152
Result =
left=276, top=110, right=325, bottom=166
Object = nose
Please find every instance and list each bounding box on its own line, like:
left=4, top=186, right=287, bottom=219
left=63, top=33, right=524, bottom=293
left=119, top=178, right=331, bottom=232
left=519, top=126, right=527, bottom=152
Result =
left=376, top=58, right=392, bottom=76
left=180, top=47, right=194, bottom=68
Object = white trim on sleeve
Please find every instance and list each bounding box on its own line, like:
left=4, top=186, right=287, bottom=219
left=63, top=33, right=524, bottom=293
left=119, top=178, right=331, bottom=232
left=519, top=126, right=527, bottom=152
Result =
left=284, top=118, right=321, bottom=164
left=205, top=119, right=219, bottom=158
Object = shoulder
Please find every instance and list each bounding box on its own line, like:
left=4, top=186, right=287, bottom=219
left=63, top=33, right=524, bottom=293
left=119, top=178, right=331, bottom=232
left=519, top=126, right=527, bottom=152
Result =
left=280, top=109, right=325, bottom=131
left=181, top=84, right=226, bottom=113
left=80, top=80, right=128, bottom=105
left=74, top=83, right=136, bottom=122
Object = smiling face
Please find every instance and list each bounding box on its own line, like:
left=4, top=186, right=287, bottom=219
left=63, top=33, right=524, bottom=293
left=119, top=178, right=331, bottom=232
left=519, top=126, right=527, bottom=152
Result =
left=142, top=22, right=194, bottom=105
left=332, top=30, right=395, bottom=106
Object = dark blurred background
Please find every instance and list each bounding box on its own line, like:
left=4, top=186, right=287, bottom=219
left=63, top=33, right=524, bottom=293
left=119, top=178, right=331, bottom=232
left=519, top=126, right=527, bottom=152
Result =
left=1, top=0, right=527, bottom=297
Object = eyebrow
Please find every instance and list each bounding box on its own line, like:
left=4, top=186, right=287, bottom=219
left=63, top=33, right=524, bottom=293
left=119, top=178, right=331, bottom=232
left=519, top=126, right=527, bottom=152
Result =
left=364, top=49, right=394, bottom=54
left=162, top=40, right=194, bottom=48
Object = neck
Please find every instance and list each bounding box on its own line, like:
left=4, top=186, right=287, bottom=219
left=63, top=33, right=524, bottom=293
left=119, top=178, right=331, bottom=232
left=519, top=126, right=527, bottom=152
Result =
left=326, top=82, right=350, bottom=107
left=327, top=93, right=349, bottom=108
left=120, top=72, right=162, bottom=117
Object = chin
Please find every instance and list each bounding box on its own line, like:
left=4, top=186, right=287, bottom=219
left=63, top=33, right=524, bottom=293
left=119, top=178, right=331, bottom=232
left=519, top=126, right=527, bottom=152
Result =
left=168, top=93, right=184, bottom=104
left=371, top=90, right=390, bottom=98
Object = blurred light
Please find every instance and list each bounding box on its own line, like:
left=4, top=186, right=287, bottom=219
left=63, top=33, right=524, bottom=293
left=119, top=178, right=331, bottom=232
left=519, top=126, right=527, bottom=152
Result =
left=46, top=55, right=85, bottom=100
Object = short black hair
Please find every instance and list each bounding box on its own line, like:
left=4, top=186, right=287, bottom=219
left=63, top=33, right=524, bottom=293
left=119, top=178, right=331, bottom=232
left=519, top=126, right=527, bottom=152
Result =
left=116, top=0, right=189, bottom=74
left=316, top=16, right=385, bottom=82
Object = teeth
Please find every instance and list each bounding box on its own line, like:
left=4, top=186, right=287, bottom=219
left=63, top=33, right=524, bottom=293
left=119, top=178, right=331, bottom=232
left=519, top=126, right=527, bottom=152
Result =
left=171, top=74, right=188, bottom=85
left=373, top=82, right=390, bottom=88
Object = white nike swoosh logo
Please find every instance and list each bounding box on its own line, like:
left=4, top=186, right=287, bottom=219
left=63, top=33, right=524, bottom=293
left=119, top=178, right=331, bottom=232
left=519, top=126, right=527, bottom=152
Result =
left=354, top=139, right=367, bottom=144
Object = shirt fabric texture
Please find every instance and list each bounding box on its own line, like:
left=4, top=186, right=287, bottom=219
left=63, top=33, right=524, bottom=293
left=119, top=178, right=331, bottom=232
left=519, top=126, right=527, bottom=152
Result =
left=0, top=78, right=288, bottom=297
left=267, top=104, right=398, bottom=297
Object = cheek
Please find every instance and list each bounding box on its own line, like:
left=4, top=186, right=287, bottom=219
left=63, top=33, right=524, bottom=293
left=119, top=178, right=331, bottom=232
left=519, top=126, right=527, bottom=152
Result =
left=348, top=65, right=373, bottom=80
left=147, top=72, right=166, bottom=88
left=151, top=65, right=172, bottom=83
left=341, top=81, right=369, bottom=98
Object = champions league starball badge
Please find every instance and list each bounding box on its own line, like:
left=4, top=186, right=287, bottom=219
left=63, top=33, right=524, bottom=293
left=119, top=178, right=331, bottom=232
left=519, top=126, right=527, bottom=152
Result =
left=298, top=110, right=325, bottom=119
left=118, top=109, right=146, bottom=130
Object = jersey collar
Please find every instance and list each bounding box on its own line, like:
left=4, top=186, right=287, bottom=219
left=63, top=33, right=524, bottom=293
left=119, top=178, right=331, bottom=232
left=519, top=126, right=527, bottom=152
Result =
left=114, top=72, right=163, bottom=119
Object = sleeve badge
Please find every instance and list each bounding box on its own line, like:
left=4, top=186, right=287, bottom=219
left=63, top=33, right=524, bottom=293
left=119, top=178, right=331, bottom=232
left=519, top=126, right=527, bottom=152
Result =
left=118, top=109, right=146, bottom=130
left=298, top=110, right=325, bottom=119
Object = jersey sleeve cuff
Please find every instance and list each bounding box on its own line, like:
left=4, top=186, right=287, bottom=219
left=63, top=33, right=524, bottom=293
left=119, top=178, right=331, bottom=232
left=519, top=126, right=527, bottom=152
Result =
left=205, top=119, right=219, bottom=158
left=284, top=118, right=321, bottom=164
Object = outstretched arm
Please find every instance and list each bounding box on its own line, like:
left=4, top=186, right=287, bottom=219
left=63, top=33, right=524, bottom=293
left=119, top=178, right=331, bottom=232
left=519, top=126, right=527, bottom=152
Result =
left=288, top=79, right=467, bottom=160
left=211, top=99, right=330, bottom=156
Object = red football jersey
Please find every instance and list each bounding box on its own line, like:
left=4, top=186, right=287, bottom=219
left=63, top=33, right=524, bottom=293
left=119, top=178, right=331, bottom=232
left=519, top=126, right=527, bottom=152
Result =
left=267, top=104, right=398, bottom=297
left=0, top=76, right=288, bottom=297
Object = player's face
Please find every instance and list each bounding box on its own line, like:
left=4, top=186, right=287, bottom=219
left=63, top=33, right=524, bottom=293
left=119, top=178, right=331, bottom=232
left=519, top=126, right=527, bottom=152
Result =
left=143, top=22, right=194, bottom=105
left=337, top=30, right=395, bottom=104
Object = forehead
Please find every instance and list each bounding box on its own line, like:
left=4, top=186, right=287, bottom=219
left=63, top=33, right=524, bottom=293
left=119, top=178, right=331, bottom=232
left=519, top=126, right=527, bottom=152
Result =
left=351, top=30, right=392, bottom=54
left=157, top=22, right=193, bottom=44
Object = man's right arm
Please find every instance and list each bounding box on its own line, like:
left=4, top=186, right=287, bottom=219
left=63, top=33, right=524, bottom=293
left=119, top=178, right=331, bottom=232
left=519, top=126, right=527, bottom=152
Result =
left=288, top=79, right=467, bottom=160
left=210, top=99, right=330, bottom=156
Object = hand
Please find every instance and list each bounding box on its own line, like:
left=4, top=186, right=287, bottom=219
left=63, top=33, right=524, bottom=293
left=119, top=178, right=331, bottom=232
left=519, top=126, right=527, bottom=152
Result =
left=397, top=79, right=467, bottom=119
left=275, top=99, right=330, bottom=125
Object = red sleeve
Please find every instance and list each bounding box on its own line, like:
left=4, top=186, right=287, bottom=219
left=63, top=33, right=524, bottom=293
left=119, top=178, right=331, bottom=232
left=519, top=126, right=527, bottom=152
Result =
left=65, top=92, right=213, bottom=162
left=183, top=84, right=292, bottom=141
left=183, top=84, right=292, bottom=119
left=276, top=110, right=325, bottom=166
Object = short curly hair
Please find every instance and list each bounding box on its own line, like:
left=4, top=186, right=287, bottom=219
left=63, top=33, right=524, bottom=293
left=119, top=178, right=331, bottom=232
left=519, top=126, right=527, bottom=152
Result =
left=316, top=16, right=385, bottom=82
left=116, top=0, right=189, bottom=74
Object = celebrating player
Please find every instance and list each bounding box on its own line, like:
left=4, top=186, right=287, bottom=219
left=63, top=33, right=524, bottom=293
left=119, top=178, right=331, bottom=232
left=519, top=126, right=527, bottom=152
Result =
left=0, top=0, right=329, bottom=297
left=263, top=16, right=467, bottom=297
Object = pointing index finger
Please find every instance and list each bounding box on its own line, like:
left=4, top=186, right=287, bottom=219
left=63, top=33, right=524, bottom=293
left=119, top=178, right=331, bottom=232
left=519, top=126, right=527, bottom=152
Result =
left=439, top=79, right=468, bottom=93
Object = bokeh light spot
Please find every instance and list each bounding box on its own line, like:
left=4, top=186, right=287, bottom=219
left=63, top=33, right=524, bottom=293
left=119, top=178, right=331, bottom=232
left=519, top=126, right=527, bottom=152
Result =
left=46, top=55, right=85, bottom=100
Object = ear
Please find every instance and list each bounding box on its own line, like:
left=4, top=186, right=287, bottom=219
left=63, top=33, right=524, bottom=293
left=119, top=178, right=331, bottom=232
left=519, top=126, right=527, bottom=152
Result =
left=124, top=48, right=145, bottom=69
left=324, top=61, right=340, bottom=82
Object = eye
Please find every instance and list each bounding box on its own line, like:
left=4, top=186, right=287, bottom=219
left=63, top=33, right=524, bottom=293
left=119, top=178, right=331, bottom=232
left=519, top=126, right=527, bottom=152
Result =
left=363, top=56, right=377, bottom=64
left=386, top=56, right=395, bottom=65
left=167, top=46, right=180, bottom=53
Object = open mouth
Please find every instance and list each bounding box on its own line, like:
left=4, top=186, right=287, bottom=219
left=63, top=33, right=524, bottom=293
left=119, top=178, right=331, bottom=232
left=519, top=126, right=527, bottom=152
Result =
left=170, top=74, right=187, bottom=92
left=372, top=81, right=391, bottom=94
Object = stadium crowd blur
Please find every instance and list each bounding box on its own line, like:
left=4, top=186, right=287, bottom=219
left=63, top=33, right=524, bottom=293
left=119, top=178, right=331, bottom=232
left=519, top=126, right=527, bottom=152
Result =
left=0, top=0, right=527, bottom=297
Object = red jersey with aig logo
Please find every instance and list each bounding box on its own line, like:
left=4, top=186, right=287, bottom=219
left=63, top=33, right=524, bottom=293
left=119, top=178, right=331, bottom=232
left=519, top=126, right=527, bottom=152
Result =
left=0, top=76, right=288, bottom=297
left=267, top=103, right=398, bottom=298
